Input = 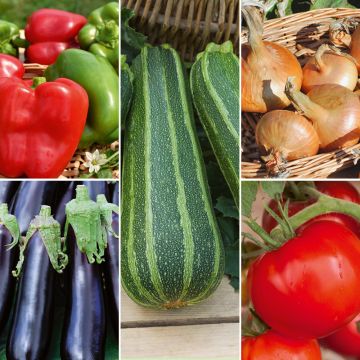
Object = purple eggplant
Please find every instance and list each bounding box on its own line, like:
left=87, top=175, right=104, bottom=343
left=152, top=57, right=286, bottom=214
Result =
left=0, top=181, right=19, bottom=334
left=61, top=181, right=106, bottom=360
left=6, top=181, right=71, bottom=360
left=105, top=182, right=119, bottom=337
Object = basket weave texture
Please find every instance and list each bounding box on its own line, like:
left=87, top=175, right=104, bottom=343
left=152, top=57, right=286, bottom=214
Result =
left=241, top=8, right=360, bottom=179
left=121, top=0, right=239, bottom=61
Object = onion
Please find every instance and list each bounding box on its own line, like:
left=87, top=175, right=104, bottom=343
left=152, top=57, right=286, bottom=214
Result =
left=350, top=26, right=360, bottom=71
left=302, top=44, right=358, bottom=93
left=285, top=77, right=360, bottom=151
left=241, top=6, right=303, bottom=113
left=256, top=110, right=319, bottom=162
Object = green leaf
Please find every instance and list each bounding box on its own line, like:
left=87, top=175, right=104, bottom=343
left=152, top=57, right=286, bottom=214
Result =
left=96, top=168, right=113, bottom=179
left=261, top=181, right=285, bottom=199
left=121, top=8, right=147, bottom=64
left=241, top=182, right=258, bottom=217
left=218, top=217, right=239, bottom=291
left=310, top=0, right=355, bottom=9
left=215, top=196, right=238, bottom=219
left=224, top=248, right=239, bottom=288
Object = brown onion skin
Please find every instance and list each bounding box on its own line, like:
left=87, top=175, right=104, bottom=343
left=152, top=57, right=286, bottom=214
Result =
left=255, top=110, right=319, bottom=160
left=241, top=6, right=303, bottom=113
left=307, top=84, right=360, bottom=151
left=350, top=27, right=360, bottom=71
left=302, top=52, right=358, bottom=93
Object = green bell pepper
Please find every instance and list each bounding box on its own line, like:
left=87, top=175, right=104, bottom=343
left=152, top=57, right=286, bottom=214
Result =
left=45, top=49, right=119, bottom=148
left=78, top=2, right=119, bottom=69
left=0, top=20, right=26, bottom=57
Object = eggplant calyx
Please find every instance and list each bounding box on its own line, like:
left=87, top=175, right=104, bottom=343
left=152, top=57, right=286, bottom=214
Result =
left=12, top=205, right=67, bottom=278
left=0, top=203, right=20, bottom=250
left=97, top=194, right=119, bottom=240
left=64, top=185, right=105, bottom=265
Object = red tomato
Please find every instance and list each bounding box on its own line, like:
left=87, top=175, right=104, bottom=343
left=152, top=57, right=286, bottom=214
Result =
left=262, top=182, right=360, bottom=236
left=248, top=221, right=360, bottom=339
left=242, top=330, right=321, bottom=360
left=322, top=314, right=360, bottom=356
left=315, top=181, right=360, bottom=203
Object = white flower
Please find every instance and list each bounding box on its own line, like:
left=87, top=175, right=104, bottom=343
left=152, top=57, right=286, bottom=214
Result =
left=83, top=150, right=107, bottom=173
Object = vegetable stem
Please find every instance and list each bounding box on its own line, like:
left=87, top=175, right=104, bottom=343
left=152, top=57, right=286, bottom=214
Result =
left=285, top=77, right=328, bottom=122
left=271, top=185, right=360, bottom=237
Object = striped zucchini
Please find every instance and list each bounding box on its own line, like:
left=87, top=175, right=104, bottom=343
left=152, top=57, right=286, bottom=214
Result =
left=121, top=55, right=133, bottom=129
left=121, top=45, right=225, bottom=309
left=190, top=41, right=239, bottom=207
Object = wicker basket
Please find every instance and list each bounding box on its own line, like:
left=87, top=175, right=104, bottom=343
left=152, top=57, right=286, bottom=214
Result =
left=121, top=0, right=239, bottom=61
left=241, top=8, right=360, bottom=179
left=21, top=64, right=119, bottom=179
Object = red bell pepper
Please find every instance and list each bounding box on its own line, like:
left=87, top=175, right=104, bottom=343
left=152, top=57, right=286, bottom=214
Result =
left=0, top=77, right=88, bottom=178
left=0, top=54, right=24, bottom=78
left=25, top=9, right=87, bottom=65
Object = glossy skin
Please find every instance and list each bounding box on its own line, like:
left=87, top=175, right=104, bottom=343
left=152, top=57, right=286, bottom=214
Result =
left=255, top=110, right=319, bottom=161
left=242, top=330, right=322, bottom=360
left=248, top=221, right=360, bottom=339
left=302, top=52, right=358, bottom=93
left=61, top=227, right=106, bottom=360
left=322, top=314, right=360, bottom=356
left=0, top=182, right=19, bottom=334
left=0, top=77, right=88, bottom=178
left=262, top=181, right=360, bottom=236
left=242, top=42, right=303, bottom=113
left=45, top=49, right=119, bottom=147
left=26, top=42, right=72, bottom=65
left=61, top=181, right=106, bottom=360
left=78, top=2, right=119, bottom=68
left=0, top=54, right=24, bottom=78
left=25, top=9, right=86, bottom=65
left=105, top=182, right=119, bottom=336
left=6, top=182, right=70, bottom=360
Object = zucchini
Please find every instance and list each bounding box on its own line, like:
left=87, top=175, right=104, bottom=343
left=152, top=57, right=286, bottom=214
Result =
left=121, top=45, right=225, bottom=309
left=121, top=55, right=133, bottom=130
left=190, top=41, right=239, bottom=207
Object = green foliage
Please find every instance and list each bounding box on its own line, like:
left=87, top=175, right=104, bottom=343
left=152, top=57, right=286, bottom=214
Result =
left=121, top=7, right=147, bottom=64
left=265, top=0, right=358, bottom=19
left=0, top=0, right=111, bottom=27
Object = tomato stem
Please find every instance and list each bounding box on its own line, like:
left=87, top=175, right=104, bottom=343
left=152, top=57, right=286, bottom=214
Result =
left=271, top=185, right=360, bottom=237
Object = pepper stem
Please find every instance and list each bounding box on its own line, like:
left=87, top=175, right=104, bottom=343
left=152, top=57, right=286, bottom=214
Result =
left=32, top=77, right=46, bottom=88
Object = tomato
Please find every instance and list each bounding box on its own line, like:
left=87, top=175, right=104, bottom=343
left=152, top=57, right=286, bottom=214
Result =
left=262, top=181, right=360, bottom=235
left=315, top=181, right=360, bottom=203
left=322, top=313, right=360, bottom=356
left=242, top=330, right=321, bottom=360
left=248, top=221, right=360, bottom=339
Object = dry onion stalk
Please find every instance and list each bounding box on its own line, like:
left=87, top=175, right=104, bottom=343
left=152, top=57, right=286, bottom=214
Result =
left=286, top=77, right=360, bottom=152
left=302, top=44, right=358, bottom=93
left=256, top=110, right=319, bottom=164
left=241, top=5, right=303, bottom=113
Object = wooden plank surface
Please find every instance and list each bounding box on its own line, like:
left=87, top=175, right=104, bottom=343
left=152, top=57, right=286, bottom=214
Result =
left=121, top=276, right=239, bottom=358
left=122, top=323, right=239, bottom=359
left=122, top=277, right=239, bottom=327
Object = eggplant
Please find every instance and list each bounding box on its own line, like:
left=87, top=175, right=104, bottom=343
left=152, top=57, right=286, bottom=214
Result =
left=0, top=181, right=19, bottom=334
left=105, top=182, right=119, bottom=337
left=7, top=181, right=71, bottom=360
left=61, top=181, right=106, bottom=360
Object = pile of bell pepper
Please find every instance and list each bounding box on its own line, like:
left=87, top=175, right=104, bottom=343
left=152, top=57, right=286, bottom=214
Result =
left=0, top=2, right=119, bottom=178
